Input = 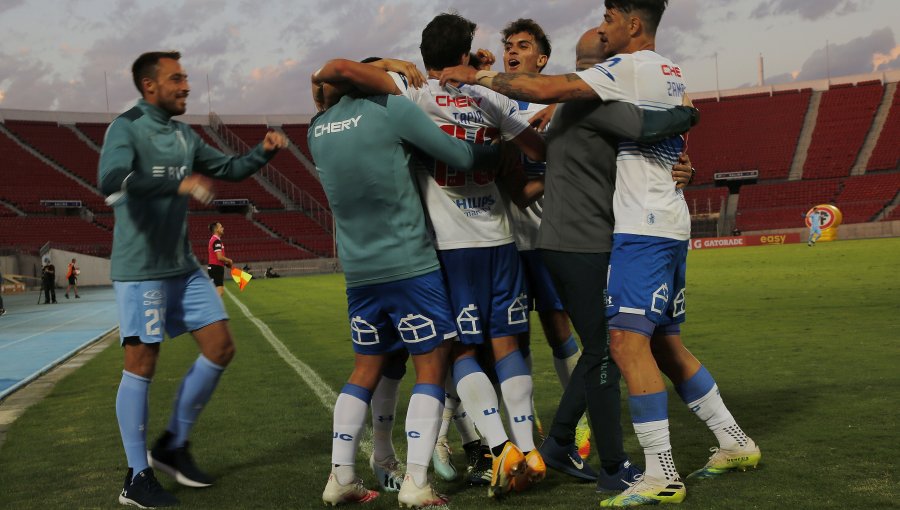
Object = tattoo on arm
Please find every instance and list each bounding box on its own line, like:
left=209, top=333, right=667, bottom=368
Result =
left=492, top=72, right=544, bottom=102
left=491, top=72, right=597, bottom=103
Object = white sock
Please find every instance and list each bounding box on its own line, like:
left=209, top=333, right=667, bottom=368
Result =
left=553, top=350, right=580, bottom=389
left=551, top=335, right=581, bottom=389
left=444, top=376, right=479, bottom=444
left=687, top=385, right=749, bottom=449
left=634, top=419, right=679, bottom=481
left=500, top=374, right=536, bottom=452
left=371, top=376, right=401, bottom=461
left=453, top=401, right=480, bottom=444
left=406, top=386, right=444, bottom=487
left=332, top=387, right=370, bottom=483
left=455, top=371, right=508, bottom=449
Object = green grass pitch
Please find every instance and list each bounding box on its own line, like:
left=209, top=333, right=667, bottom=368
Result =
left=0, top=237, right=897, bottom=509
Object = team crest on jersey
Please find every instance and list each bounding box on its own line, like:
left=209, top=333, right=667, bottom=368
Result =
left=647, top=212, right=656, bottom=225
left=351, top=316, right=379, bottom=345
left=398, top=314, right=437, bottom=343
left=457, top=305, right=481, bottom=335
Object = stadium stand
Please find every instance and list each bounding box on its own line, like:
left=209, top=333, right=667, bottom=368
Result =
left=224, top=124, right=330, bottom=208
left=3, top=72, right=899, bottom=261
left=687, top=89, right=811, bottom=184
left=75, top=122, right=108, bottom=146
left=803, top=82, right=883, bottom=179
left=187, top=214, right=316, bottom=262
left=866, top=85, right=900, bottom=172
left=0, top=129, right=109, bottom=213
left=683, top=187, right=729, bottom=215
left=832, top=172, right=900, bottom=224
left=281, top=124, right=315, bottom=164
left=0, top=216, right=112, bottom=256
left=5, top=120, right=101, bottom=187
left=254, top=212, right=335, bottom=257
left=734, top=178, right=843, bottom=231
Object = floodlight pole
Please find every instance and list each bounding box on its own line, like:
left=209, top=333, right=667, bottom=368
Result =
left=825, top=40, right=831, bottom=85
left=715, top=52, right=720, bottom=93
left=104, top=71, right=110, bottom=114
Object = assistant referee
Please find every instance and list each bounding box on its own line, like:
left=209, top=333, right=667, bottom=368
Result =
left=207, top=221, right=233, bottom=296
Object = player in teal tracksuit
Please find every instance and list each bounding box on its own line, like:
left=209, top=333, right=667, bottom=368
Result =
left=98, top=51, right=287, bottom=508
left=308, top=60, right=499, bottom=507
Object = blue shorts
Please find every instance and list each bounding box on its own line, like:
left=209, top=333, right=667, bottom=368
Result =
left=606, top=234, right=687, bottom=337
left=519, top=250, right=564, bottom=313
left=346, top=270, right=457, bottom=356
left=113, top=268, right=228, bottom=344
left=438, top=244, right=529, bottom=345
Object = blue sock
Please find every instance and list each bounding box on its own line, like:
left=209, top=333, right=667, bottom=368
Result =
left=674, top=365, right=715, bottom=404
left=167, top=355, right=225, bottom=449
left=116, top=371, right=151, bottom=478
left=628, top=391, right=669, bottom=424
left=551, top=335, right=579, bottom=359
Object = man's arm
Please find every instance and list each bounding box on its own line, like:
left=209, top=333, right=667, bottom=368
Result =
left=440, top=66, right=597, bottom=103
left=98, top=118, right=215, bottom=203
left=570, top=101, right=697, bottom=143
left=216, top=252, right=233, bottom=267
left=388, top=95, right=499, bottom=171
left=509, top=126, right=546, bottom=163
left=191, top=130, right=285, bottom=182
left=311, top=58, right=425, bottom=110
left=496, top=144, right=544, bottom=208
left=312, top=59, right=403, bottom=102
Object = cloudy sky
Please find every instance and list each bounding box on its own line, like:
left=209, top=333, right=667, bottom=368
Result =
left=1, top=0, right=898, bottom=115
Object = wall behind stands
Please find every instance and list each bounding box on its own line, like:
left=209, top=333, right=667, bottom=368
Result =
left=0, top=253, right=42, bottom=288
left=46, top=249, right=111, bottom=287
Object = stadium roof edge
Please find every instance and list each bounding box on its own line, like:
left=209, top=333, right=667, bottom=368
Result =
left=691, top=68, right=900, bottom=101
left=1, top=69, right=897, bottom=121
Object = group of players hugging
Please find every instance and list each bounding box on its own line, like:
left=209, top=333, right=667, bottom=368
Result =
left=102, top=1, right=760, bottom=508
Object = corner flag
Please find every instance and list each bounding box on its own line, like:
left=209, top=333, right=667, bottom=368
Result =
left=231, top=268, right=252, bottom=291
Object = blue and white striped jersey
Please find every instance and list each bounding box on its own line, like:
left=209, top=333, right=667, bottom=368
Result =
left=576, top=50, right=691, bottom=241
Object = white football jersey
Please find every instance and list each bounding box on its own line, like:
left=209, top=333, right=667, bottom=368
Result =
left=390, top=74, right=530, bottom=250
left=507, top=101, right=548, bottom=251
left=576, top=50, right=690, bottom=240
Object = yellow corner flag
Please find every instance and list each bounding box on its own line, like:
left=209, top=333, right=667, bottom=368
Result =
left=231, top=268, right=252, bottom=291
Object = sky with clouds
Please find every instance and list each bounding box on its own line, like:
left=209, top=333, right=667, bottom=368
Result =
left=1, top=0, right=898, bottom=115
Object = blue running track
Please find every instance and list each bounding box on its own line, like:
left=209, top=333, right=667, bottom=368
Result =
left=0, top=288, right=118, bottom=400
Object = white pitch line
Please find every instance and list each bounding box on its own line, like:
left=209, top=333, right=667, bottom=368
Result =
left=225, top=290, right=374, bottom=456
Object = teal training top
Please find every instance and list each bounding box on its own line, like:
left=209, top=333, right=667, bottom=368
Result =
left=98, top=99, right=276, bottom=281
left=308, top=94, right=498, bottom=288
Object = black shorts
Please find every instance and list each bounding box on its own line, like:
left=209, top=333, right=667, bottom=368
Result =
left=68, top=275, right=77, bottom=285
left=208, top=264, right=225, bottom=287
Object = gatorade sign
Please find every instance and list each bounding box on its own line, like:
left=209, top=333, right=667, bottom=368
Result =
left=689, top=233, right=802, bottom=250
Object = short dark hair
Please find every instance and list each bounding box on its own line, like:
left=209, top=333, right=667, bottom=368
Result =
left=501, top=18, right=552, bottom=60
left=132, top=51, right=181, bottom=94
left=605, top=0, right=668, bottom=35
left=420, top=13, right=476, bottom=70
left=209, top=222, right=220, bottom=234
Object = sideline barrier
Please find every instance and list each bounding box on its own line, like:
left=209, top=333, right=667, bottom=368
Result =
left=689, top=233, right=802, bottom=250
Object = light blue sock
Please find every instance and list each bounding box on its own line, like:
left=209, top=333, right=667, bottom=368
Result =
left=116, top=370, right=151, bottom=478
left=551, top=335, right=579, bottom=359
left=167, top=355, right=225, bottom=449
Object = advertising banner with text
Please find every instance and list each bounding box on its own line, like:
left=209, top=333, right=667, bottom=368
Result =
left=689, top=233, right=802, bottom=250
